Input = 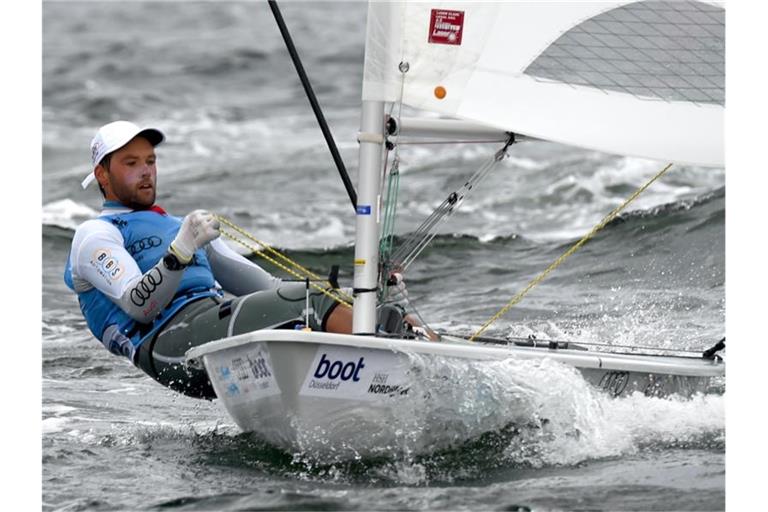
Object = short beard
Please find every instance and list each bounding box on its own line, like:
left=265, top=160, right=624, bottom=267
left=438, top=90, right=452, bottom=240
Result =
left=110, top=182, right=156, bottom=210
left=123, top=192, right=156, bottom=210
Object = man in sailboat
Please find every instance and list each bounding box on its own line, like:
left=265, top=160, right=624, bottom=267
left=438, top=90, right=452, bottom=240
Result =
left=64, top=120, right=421, bottom=399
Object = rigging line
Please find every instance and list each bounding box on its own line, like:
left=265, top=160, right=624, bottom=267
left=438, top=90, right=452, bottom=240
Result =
left=391, top=152, right=502, bottom=271
left=391, top=137, right=514, bottom=269
left=397, top=289, right=434, bottom=337
left=379, top=155, right=403, bottom=302
left=469, top=162, right=675, bottom=342
left=266, top=0, right=357, bottom=211
left=397, top=203, right=458, bottom=270
left=216, top=216, right=354, bottom=305
left=444, top=333, right=707, bottom=355
left=394, top=160, right=490, bottom=257
left=384, top=61, right=408, bottom=211
left=217, top=216, right=321, bottom=279
left=379, top=158, right=400, bottom=260
left=219, top=228, right=353, bottom=309
left=395, top=165, right=490, bottom=270
left=378, top=67, right=408, bottom=300
left=393, top=139, right=509, bottom=145
left=381, top=61, right=407, bottom=194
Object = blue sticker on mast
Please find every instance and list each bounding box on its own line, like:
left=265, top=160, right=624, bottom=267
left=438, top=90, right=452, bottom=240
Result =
left=356, top=205, right=372, bottom=215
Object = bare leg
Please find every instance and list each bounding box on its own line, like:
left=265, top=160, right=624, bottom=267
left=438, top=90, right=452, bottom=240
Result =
left=324, top=305, right=439, bottom=341
left=324, top=304, right=353, bottom=333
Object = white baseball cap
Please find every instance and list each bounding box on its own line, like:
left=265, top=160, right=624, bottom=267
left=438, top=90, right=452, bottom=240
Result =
left=82, top=120, right=165, bottom=189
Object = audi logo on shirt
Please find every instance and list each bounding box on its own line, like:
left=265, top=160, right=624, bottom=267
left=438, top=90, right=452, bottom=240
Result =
left=127, top=236, right=163, bottom=256
left=130, top=268, right=163, bottom=306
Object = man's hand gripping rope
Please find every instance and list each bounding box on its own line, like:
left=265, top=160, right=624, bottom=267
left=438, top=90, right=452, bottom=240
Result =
left=169, top=210, right=221, bottom=263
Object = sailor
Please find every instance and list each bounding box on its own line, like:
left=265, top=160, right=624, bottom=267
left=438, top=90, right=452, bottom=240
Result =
left=64, top=120, right=368, bottom=399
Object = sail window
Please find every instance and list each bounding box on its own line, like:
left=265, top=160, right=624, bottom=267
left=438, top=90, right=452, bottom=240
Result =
left=524, top=1, right=724, bottom=105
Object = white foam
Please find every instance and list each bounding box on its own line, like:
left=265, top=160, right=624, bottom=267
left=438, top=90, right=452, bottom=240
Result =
left=366, top=353, right=726, bottom=469
left=41, top=199, right=98, bottom=230
left=503, top=156, right=549, bottom=171
left=42, top=417, right=71, bottom=434
left=606, top=392, right=724, bottom=448
left=102, top=386, right=141, bottom=395
left=42, top=320, right=80, bottom=341
left=42, top=404, right=76, bottom=416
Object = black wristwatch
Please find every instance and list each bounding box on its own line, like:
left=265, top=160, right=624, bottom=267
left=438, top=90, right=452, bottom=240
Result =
left=163, top=251, right=189, bottom=271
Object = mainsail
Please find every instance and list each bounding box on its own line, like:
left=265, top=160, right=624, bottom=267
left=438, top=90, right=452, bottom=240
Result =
left=363, top=1, right=724, bottom=167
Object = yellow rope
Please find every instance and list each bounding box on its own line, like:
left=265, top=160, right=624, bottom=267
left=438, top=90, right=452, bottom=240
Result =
left=469, top=162, right=674, bottom=341
left=217, top=217, right=324, bottom=280
left=216, top=215, right=353, bottom=309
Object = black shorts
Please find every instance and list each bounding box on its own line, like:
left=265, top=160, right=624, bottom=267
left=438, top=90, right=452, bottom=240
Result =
left=135, top=282, right=344, bottom=399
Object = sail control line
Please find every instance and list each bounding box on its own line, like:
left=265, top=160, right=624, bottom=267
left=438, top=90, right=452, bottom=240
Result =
left=384, top=135, right=516, bottom=275
left=216, top=216, right=354, bottom=309
left=470, top=162, right=675, bottom=341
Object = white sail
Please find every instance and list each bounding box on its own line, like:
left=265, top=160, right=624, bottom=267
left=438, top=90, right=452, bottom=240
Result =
left=363, top=1, right=724, bottom=167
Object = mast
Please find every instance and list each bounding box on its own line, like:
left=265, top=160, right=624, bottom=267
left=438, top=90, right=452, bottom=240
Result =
left=352, top=100, right=385, bottom=334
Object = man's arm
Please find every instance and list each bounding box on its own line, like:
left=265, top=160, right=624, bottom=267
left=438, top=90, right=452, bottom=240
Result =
left=70, top=220, right=185, bottom=323
left=71, top=210, right=221, bottom=323
left=205, top=238, right=282, bottom=296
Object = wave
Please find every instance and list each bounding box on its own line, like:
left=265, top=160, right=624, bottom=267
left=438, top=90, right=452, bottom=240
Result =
left=42, top=199, right=97, bottom=233
left=42, top=187, right=724, bottom=263
left=608, top=185, right=724, bottom=228
left=180, top=48, right=269, bottom=76
left=387, top=187, right=723, bottom=255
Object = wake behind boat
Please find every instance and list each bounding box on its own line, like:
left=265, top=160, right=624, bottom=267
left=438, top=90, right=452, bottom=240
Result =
left=185, top=0, right=725, bottom=457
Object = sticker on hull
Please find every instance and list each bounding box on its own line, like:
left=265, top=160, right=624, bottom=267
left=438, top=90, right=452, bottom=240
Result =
left=300, top=345, right=410, bottom=401
left=208, top=344, right=281, bottom=402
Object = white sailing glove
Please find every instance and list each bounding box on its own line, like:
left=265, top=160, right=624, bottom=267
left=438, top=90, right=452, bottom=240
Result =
left=169, top=210, right=221, bottom=264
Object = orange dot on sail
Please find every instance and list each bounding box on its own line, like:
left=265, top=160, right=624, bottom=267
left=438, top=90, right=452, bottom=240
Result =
left=434, top=86, right=447, bottom=99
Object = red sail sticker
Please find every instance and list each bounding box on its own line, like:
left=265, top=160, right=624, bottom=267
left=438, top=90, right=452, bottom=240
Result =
left=428, top=9, right=464, bottom=45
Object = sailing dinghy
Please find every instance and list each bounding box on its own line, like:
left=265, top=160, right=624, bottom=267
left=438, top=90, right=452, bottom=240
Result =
left=186, top=0, right=725, bottom=457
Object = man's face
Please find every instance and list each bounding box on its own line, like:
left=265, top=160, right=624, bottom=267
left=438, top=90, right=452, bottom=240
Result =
left=97, top=136, right=157, bottom=209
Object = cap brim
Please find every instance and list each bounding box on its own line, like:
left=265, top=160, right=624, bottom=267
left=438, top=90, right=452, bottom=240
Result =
left=81, top=173, right=96, bottom=190
left=136, top=128, right=165, bottom=147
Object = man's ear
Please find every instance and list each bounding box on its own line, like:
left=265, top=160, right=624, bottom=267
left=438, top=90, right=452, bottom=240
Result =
left=95, top=164, right=109, bottom=191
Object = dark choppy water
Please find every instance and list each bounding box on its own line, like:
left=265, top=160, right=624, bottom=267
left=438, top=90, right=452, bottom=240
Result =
left=43, top=2, right=725, bottom=510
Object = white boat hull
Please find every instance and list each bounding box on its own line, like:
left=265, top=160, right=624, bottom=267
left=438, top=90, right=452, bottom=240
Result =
left=185, top=330, right=723, bottom=457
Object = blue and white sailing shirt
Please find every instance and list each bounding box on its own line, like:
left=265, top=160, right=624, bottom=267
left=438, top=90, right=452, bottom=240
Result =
left=64, top=201, right=281, bottom=363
